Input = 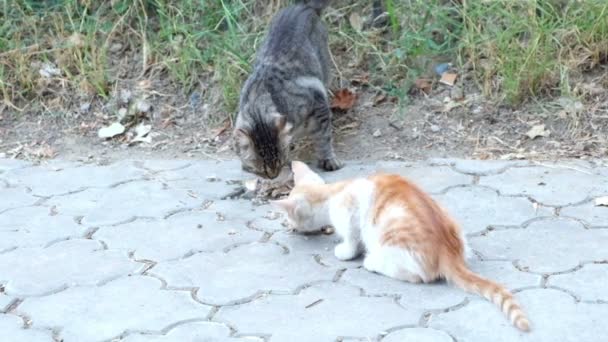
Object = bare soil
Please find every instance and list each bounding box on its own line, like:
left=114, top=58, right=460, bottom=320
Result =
left=1, top=62, right=607, bottom=164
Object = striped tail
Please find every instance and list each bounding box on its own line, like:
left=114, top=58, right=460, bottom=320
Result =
left=446, top=262, right=531, bottom=332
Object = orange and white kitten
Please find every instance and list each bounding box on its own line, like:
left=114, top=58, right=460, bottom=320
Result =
left=272, top=161, right=530, bottom=332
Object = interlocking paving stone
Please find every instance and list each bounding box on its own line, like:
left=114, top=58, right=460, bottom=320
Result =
left=216, top=282, right=415, bottom=342
left=0, top=206, right=85, bottom=251
left=0, top=187, right=38, bottom=212
left=135, top=159, right=192, bottom=172
left=94, top=211, right=263, bottom=261
left=382, top=327, right=454, bottom=342
left=271, top=230, right=361, bottom=269
left=0, top=158, right=32, bottom=172
left=479, top=165, right=608, bottom=206
left=343, top=268, right=466, bottom=310
left=0, top=314, right=52, bottom=342
left=160, top=160, right=247, bottom=181
left=435, top=186, right=552, bottom=235
left=548, top=263, right=608, bottom=301
left=466, top=260, right=543, bottom=289
left=152, top=242, right=336, bottom=305
left=323, top=161, right=472, bottom=193
left=429, top=288, right=608, bottom=342
left=343, top=260, right=539, bottom=311
left=0, top=293, right=14, bottom=311
left=19, top=276, right=210, bottom=342
left=429, top=158, right=529, bottom=174
left=2, top=161, right=146, bottom=196
left=470, top=218, right=608, bottom=273
left=380, top=162, right=473, bottom=193
left=560, top=200, right=608, bottom=226
left=121, top=321, right=255, bottom=342
left=157, top=160, right=250, bottom=200
left=318, top=161, right=380, bottom=181
left=1, top=159, right=606, bottom=341
left=0, top=239, right=140, bottom=296
left=45, top=181, right=200, bottom=226
left=211, top=200, right=278, bottom=228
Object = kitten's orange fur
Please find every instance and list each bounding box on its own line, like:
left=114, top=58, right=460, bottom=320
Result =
left=273, top=161, right=531, bottom=332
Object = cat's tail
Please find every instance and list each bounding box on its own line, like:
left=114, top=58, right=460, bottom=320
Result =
left=445, top=261, right=531, bottom=332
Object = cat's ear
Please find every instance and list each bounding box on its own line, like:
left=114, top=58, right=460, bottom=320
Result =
left=270, top=198, right=297, bottom=216
left=274, top=115, right=292, bottom=135
left=233, top=128, right=251, bottom=149
left=292, top=160, right=324, bottom=185
left=271, top=196, right=310, bottom=218
left=292, top=161, right=312, bottom=180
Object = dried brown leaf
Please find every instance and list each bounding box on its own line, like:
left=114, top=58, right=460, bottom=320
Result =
left=414, top=78, right=432, bottom=94
left=439, top=72, right=458, bottom=86
left=349, top=12, right=363, bottom=32
left=373, top=93, right=387, bottom=105
left=525, top=124, right=550, bottom=139
left=212, top=119, right=231, bottom=138
left=331, top=88, right=357, bottom=110
left=351, top=73, right=369, bottom=86
left=98, top=122, right=126, bottom=139
left=26, top=144, right=57, bottom=159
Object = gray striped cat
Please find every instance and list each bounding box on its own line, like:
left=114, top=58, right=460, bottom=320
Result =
left=233, top=0, right=342, bottom=179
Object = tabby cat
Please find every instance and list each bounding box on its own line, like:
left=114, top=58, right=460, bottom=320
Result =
left=272, top=161, right=531, bottom=332
left=233, top=0, right=342, bottom=179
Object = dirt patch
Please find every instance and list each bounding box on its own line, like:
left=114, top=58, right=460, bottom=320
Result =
left=1, top=51, right=607, bottom=163
left=1, top=79, right=607, bottom=164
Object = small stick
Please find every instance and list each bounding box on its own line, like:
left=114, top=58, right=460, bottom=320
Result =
left=305, top=298, right=323, bottom=309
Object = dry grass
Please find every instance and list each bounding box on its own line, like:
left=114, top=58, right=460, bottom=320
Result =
left=0, top=0, right=606, bottom=120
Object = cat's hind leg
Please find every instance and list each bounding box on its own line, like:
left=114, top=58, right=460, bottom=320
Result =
left=363, top=247, right=425, bottom=284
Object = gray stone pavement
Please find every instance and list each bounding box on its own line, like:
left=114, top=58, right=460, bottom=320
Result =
left=1, top=157, right=607, bottom=342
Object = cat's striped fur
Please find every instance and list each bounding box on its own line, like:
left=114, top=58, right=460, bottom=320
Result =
left=273, top=161, right=531, bottom=332
left=233, top=0, right=342, bottom=179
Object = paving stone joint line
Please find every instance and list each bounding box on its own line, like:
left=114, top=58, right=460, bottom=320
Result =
left=1, top=158, right=607, bottom=341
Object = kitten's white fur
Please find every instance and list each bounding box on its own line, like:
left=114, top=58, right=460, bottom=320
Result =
left=322, top=178, right=437, bottom=282
left=285, top=176, right=470, bottom=283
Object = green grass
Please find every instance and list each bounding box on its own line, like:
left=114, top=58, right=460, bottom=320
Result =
left=1, top=0, right=607, bottom=116
left=460, top=0, right=608, bottom=104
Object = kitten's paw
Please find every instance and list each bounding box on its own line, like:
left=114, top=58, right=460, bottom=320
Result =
left=318, top=158, right=343, bottom=171
left=334, top=243, right=359, bottom=261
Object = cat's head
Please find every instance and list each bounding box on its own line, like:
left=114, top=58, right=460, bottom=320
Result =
left=233, top=113, right=292, bottom=179
left=271, top=161, right=328, bottom=232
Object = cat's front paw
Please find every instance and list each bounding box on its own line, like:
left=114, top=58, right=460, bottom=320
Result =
left=334, top=243, right=359, bottom=261
left=318, top=158, right=343, bottom=171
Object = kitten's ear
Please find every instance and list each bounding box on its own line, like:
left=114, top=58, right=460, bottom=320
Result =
left=274, top=115, right=292, bottom=135
left=292, top=160, right=324, bottom=185
left=270, top=198, right=296, bottom=216
left=292, top=161, right=312, bottom=179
